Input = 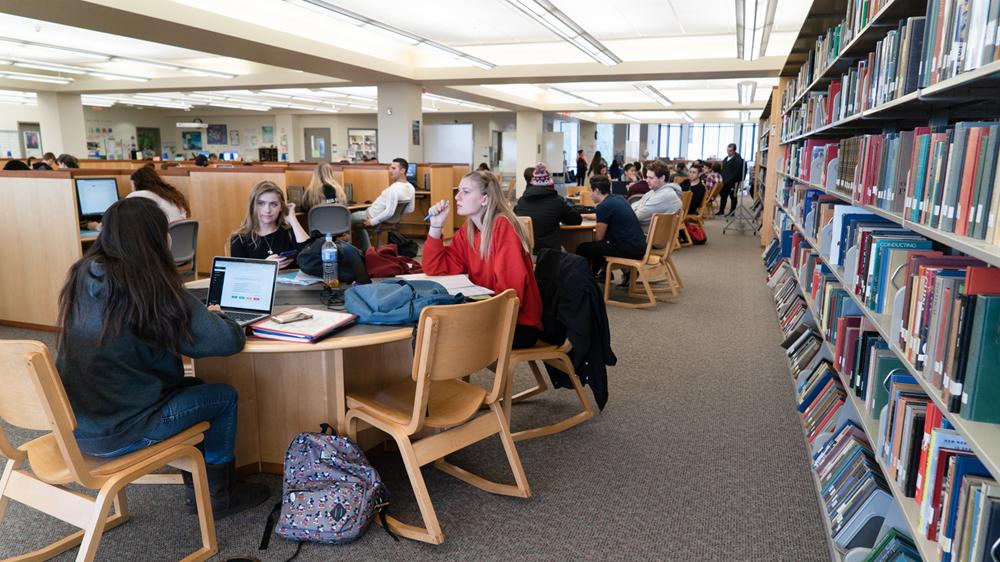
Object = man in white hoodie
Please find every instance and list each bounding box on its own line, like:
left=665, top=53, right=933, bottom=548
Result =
left=351, top=157, right=415, bottom=250
left=631, top=160, right=681, bottom=235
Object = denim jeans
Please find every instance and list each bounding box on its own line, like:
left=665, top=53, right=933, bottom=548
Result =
left=350, top=210, right=371, bottom=252
left=90, top=381, right=238, bottom=465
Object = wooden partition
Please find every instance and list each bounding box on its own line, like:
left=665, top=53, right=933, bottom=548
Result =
left=188, top=167, right=287, bottom=273
left=159, top=167, right=192, bottom=205
left=284, top=163, right=317, bottom=190
left=0, top=171, right=83, bottom=328
left=77, top=159, right=151, bottom=170
left=342, top=165, right=390, bottom=204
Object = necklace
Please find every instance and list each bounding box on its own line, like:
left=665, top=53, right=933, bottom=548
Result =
left=259, top=231, right=275, bottom=255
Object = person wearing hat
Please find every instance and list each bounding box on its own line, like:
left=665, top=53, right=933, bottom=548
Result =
left=514, top=162, right=582, bottom=254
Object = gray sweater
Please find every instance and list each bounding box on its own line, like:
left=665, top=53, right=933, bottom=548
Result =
left=56, top=260, right=246, bottom=454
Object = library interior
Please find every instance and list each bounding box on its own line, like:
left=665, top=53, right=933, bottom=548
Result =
left=1, top=1, right=1000, bottom=561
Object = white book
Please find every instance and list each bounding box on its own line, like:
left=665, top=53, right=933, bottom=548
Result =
left=396, top=273, right=495, bottom=297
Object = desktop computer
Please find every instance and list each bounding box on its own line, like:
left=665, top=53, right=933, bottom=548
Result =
left=344, top=183, right=354, bottom=204
left=406, top=163, right=417, bottom=184
left=75, top=178, right=120, bottom=220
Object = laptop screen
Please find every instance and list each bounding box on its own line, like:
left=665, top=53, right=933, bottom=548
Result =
left=207, top=258, right=278, bottom=314
left=75, top=178, right=120, bottom=218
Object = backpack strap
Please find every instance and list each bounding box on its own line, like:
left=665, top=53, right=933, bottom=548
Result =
left=259, top=501, right=283, bottom=550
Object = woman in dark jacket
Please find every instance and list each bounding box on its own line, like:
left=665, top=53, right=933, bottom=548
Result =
left=514, top=162, right=582, bottom=253
left=56, top=196, right=267, bottom=519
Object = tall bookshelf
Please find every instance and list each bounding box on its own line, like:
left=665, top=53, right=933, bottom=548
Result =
left=768, top=0, right=1000, bottom=560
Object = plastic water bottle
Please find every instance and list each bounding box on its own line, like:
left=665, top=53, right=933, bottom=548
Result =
left=321, top=233, right=339, bottom=288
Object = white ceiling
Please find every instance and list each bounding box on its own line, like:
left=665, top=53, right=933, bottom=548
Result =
left=0, top=0, right=811, bottom=122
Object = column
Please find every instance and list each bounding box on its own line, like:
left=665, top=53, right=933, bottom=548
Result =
left=35, top=92, right=86, bottom=157
left=376, top=82, right=423, bottom=163
left=612, top=124, right=626, bottom=162
left=515, top=110, right=542, bottom=195
left=579, top=121, right=597, bottom=160
left=274, top=113, right=297, bottom=162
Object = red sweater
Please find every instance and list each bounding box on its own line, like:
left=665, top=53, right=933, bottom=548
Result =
left=423, top=216, right=543, bottom=330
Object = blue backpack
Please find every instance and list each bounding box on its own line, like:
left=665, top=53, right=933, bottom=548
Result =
left=344, top=279, right=463, bottom=325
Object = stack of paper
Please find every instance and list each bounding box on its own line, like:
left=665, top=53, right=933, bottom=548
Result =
left=251, top=307, right=355, bottom=343
left=396, top=274, right=494, bottom=297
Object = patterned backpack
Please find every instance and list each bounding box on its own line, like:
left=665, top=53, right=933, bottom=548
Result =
left=260, top=424, right=395, bottom=559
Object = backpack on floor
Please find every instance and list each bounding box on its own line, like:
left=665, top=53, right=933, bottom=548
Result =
left=685, top=220, right=707, bottom=245
left=260, top=424, right=395, bottom=558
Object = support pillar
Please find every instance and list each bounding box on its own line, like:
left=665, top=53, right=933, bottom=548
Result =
left=35, top=92, right=86, bottom=157
left=377, top=82, right=423, bottom=164
left=275, top=113, right=297, bottom=162
left=515, top=110, right=542, bottom=195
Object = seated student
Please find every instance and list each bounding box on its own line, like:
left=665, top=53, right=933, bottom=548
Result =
left=300, top=162, right=348, bottom=213
left=57, top=153, right=80, bottom=169
left=576, top=176, right=646, bottom=277
left=194, top=154, right=209, bottom=167
left=230, top=180, right=310, bottom=269
left=2, top=159, right=28, bottom=170
left=423, top=170, right=543, bottom=349
left=513, top=162, right=582, bottom=254
left=632, top=160, right=682, bottom=234
left=678, top=164, right=707, bottom=215
left=624, top=162, right=650, bottom=198
left=56, top=197, right=267, bottom=519
left=349, top=157, right=415, bottom=251
left=523, top=166, right=535, bottom=186
left=126, top=165, right=190, bottom=223
left=41, top=152, right=57, bottom=169
left=477, top=162, right=491, bottom=172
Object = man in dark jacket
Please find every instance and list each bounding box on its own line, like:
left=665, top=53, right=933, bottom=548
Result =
left=718, top=143, right=745, bottom=216
left=514, top=162, right=582, bottom=254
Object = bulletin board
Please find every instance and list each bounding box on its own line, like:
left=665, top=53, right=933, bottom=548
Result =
left=0, top=130, right=20, bottom=158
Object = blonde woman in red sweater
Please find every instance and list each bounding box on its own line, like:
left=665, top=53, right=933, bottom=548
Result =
left=424, top=170, right=543, bottom=348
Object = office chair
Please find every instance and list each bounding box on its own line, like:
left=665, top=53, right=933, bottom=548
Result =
left=169, top=220, right=199, bottom=279
left=369, top=201, right=410, bottom=247
left=308, top=204, right=351, bottom=237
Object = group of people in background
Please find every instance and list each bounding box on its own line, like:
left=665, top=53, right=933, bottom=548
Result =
left=2, top=151, right=79, bottom=170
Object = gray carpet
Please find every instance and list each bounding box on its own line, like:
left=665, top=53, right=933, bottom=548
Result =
left=0, top=214, right=830, bottom=561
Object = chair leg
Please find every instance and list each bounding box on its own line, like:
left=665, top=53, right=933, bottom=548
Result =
left=0, top=458, right=19, bottom=528
left=511, top=361, right=548, bottom=402
left=388, top=427, right=445, bottom=545
left=512, top=356, right=596, bottom=442
left=602, top=264, right=614, bottom=304
left=667, top=257, right=683, bottom=290
left=433, top=407, right=531, bottom=500
left=75, top=488, right=117, bottom=562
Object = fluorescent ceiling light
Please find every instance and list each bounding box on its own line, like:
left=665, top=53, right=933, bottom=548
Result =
left=13, top=60, right=88, bottom=75
left=544, top=86, right=599, bottom=108
left=422, top=93, right=495, bottom=111
left=737, top=80, right=757, bottom=105
left=180, top=68, right=238, bottom=79
left=635, top=83, right=673, bottom=106
left=0, top=37, right=110, bottom=61
left=89, top=71, right=150, bottom=82
left=504, top=0, right=621, bottom=66
left=682, top=112, right=694, bottom=123
left=735, top=0, right=777, bottom=61
left=618, top=112, right=641, bottom=123
left=739, top=110, right=751, bottom=121
left=109, top=57, right=181, bottom=71
left=187, top=93, right=226, bottom=101
left=0, top=71, right=73, bottom=84
left=282, top=0, right=495, bottom=69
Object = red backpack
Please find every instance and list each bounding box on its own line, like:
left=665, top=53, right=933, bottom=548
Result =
left=685, top=221, right=707, bottom=245
left=364, top=244, right=423, bottom=277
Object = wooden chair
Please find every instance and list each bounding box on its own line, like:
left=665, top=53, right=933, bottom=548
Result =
left=343, top=290, right=529, bottom=544
left=603, top=212, right=683, bottom=309
left=676, top=191, right=694, bottom=248
left=503, top=341, right=595, bottom=441
left=516, top=215, right=534, bottom=254
left=0, top=341, right=216, bottom=562
left=701, top=182, right=723, bottom=221
left=505, top=178, right=517, bottom=204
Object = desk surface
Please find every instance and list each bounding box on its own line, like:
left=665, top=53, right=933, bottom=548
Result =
left=185, top=279, right=412, bottom=353
left=560, top=219, right=597, bottom=231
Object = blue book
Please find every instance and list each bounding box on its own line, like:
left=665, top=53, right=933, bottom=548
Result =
left=940, top=454, right=989, bottom=562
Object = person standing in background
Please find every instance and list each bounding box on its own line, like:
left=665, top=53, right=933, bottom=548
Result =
left=575, top=149, right=587, bottom=186
left=587, top=150, right=605, bottom=181
left=718, top=143, right=745, bottom=216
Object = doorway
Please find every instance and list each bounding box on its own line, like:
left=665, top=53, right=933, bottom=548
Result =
left=17, top=122, right=42, bottom=159
left=136, top=127, right=162, bottom=159
left=303, top=128, right=330, bottom=162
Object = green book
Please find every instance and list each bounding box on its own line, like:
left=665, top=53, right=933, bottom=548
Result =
left=870, top=354, right=905, bottom=420
left=966, top=129, right=992, bottom=236
left=960, top=295, right=1000, bottom=423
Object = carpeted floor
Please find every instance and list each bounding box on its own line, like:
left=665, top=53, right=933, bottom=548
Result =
left=0, top=212, right=830, bottom=561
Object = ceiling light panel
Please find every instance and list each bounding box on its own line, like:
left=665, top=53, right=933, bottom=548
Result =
left=737, top=80, right=757, bottom=105
left=0, top=70, right=73, bottom=84
left=634, top=83, right=673, bottom=106
left=544, top=86, right=599, bottom=107
left=504, top=0, right=621, bottom=66
left=735, top=0, right=777, bottom=61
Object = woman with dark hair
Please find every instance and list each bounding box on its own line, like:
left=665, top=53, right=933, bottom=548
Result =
left=127, top=165, right=190, bottom=222
left=230, top=180, right=310, bottom=268
left=609, top=159, right=622, bottom=181
left=56, top=153, right=80, bottom=169
left=587, top=150, right=605, bottom=180
left=2, top=159, right=29, bottom=170
left=575, top=149, right=587, bottom=186
left=56, top=197, right=267, bottom=519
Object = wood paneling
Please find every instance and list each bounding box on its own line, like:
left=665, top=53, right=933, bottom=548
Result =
left=187, top=168, right=286, bottom=273
left=343, top=166, right=390, bottom=204
left=0, top=175, right=82, bottom=327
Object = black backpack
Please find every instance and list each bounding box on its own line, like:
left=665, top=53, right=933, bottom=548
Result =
left=387, top=231, right=419, bottom=258
left=297, top=234, right=371, bottom=284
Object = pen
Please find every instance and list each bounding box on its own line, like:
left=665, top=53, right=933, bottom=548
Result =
left=423, top=212, right=433, bottom=221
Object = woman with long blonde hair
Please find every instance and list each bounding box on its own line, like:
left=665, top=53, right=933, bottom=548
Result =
left=301, top=162, right=348, bottom=212
left=423, top=170, right=543, bottom=348
left=230, top=180, right=309, bottom=269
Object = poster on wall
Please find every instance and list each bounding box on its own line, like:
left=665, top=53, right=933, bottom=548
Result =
left=181, top=131, right=203, bottom=150
left=207, top=124, right=227, bottom=145
left=261, top=126, right=274, bottom=144
left=0, top=130, right=21, bottom=157
left=229, top=130, right=240, bottom=146
left=23, top=131, right=40, bottom=150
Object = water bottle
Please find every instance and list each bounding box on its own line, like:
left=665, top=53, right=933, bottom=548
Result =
left=321, top=233, right=339, bottom=288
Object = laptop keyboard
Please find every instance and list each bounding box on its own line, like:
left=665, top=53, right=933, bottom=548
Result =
left=225, top=311, right=265, bottom=324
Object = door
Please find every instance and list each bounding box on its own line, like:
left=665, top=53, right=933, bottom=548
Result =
left=17, top=122, right=41, bottom=159
left=136, top=127, right=161, bottom=159
left=304, top=128, right=330, bottom=162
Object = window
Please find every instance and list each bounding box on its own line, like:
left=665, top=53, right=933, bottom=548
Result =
left=685, top=123, right=738, bottom=160
left=559, top=121, right=579, bottom=168
left=687, top=125, right=704, bottom=160
left=738, top=123, right=757, bottom=159
left=657, top=124, right=683, bottom=159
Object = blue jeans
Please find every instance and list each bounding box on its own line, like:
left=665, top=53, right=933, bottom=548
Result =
left=91, top=382, right=238, bottom=465
left=350, top=210, right=372, bottom=252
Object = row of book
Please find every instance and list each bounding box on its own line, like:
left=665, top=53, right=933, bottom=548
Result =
left=787, top=190, right=1000, bottom=424
left=770, top=230, right=1000, bottom=561
left=781, top=0, right=1000, bottom=141
left=780, top=0, right=897, bottom=111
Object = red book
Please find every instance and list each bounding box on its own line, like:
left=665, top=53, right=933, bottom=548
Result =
left=914, top=403, right=943, bottom=504
left=827, top=80, right=842, bottom=124
left=963, top=264, right=1000, bottom=294
left=955, top=127, right=986, bottom=236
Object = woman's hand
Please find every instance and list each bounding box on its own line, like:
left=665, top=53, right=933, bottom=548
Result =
left=207, top=304, right=223, bottom=313
left=266, top=253, right=293, bottom=269
left=427, top=199, right=450, bottom=229
left=285, top=202, right=299, bottom=223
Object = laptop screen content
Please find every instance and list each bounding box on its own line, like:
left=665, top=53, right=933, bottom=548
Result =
left=207, top=258, right=277, bottom=314
left=75, top=178, right=120, bottom=219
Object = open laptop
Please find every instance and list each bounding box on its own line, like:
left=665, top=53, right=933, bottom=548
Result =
left=206, top=257, right=279, bottom=326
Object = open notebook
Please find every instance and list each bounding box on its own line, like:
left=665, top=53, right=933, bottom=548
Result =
left=396, top=274, right=494, bottom=297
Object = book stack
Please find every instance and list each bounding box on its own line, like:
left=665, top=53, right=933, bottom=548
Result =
left=250, top=307, right=356, bottom=343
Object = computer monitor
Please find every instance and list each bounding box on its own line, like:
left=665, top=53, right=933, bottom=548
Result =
left=344, top=183, right=354, bottom=204
left=406, top=162, right=417, bottom=183
left=222, top=151, right=239, bottom=161
left=75, top=178, right=120, bottom=220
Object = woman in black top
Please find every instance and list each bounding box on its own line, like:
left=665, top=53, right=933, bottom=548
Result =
left=300, top=162, right=348, bottom=213
left=679, top=164, right=707, bottom=215
left=230, top=180, right=310, bottom=268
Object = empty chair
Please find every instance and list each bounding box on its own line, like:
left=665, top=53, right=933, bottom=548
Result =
left=0, top=340, right=216, bottom=561
left=368, top=201, right=409, bottom=247
left=168, top=219, right=199, bottom=278
left=344, top=290, right=529, bottom=544
left=604, top=212, right=683, bottom=309
left=307, top=203, right=351, bottom=236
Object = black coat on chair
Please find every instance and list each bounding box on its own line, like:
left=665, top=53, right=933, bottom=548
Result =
left=534, top=249, right=616, bottom=409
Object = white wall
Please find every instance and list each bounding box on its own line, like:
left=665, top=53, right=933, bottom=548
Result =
left=423, top=112, right=514, bottom=168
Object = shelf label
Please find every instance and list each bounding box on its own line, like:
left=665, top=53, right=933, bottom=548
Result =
left=950, top=380, right=962, bottom=396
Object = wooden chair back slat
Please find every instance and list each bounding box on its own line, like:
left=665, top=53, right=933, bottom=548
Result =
left=646, top=213, right=682, bottom=259
left=0, top=341, right=61, bottom=431
left=516, top=216, right=534, bottom=254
